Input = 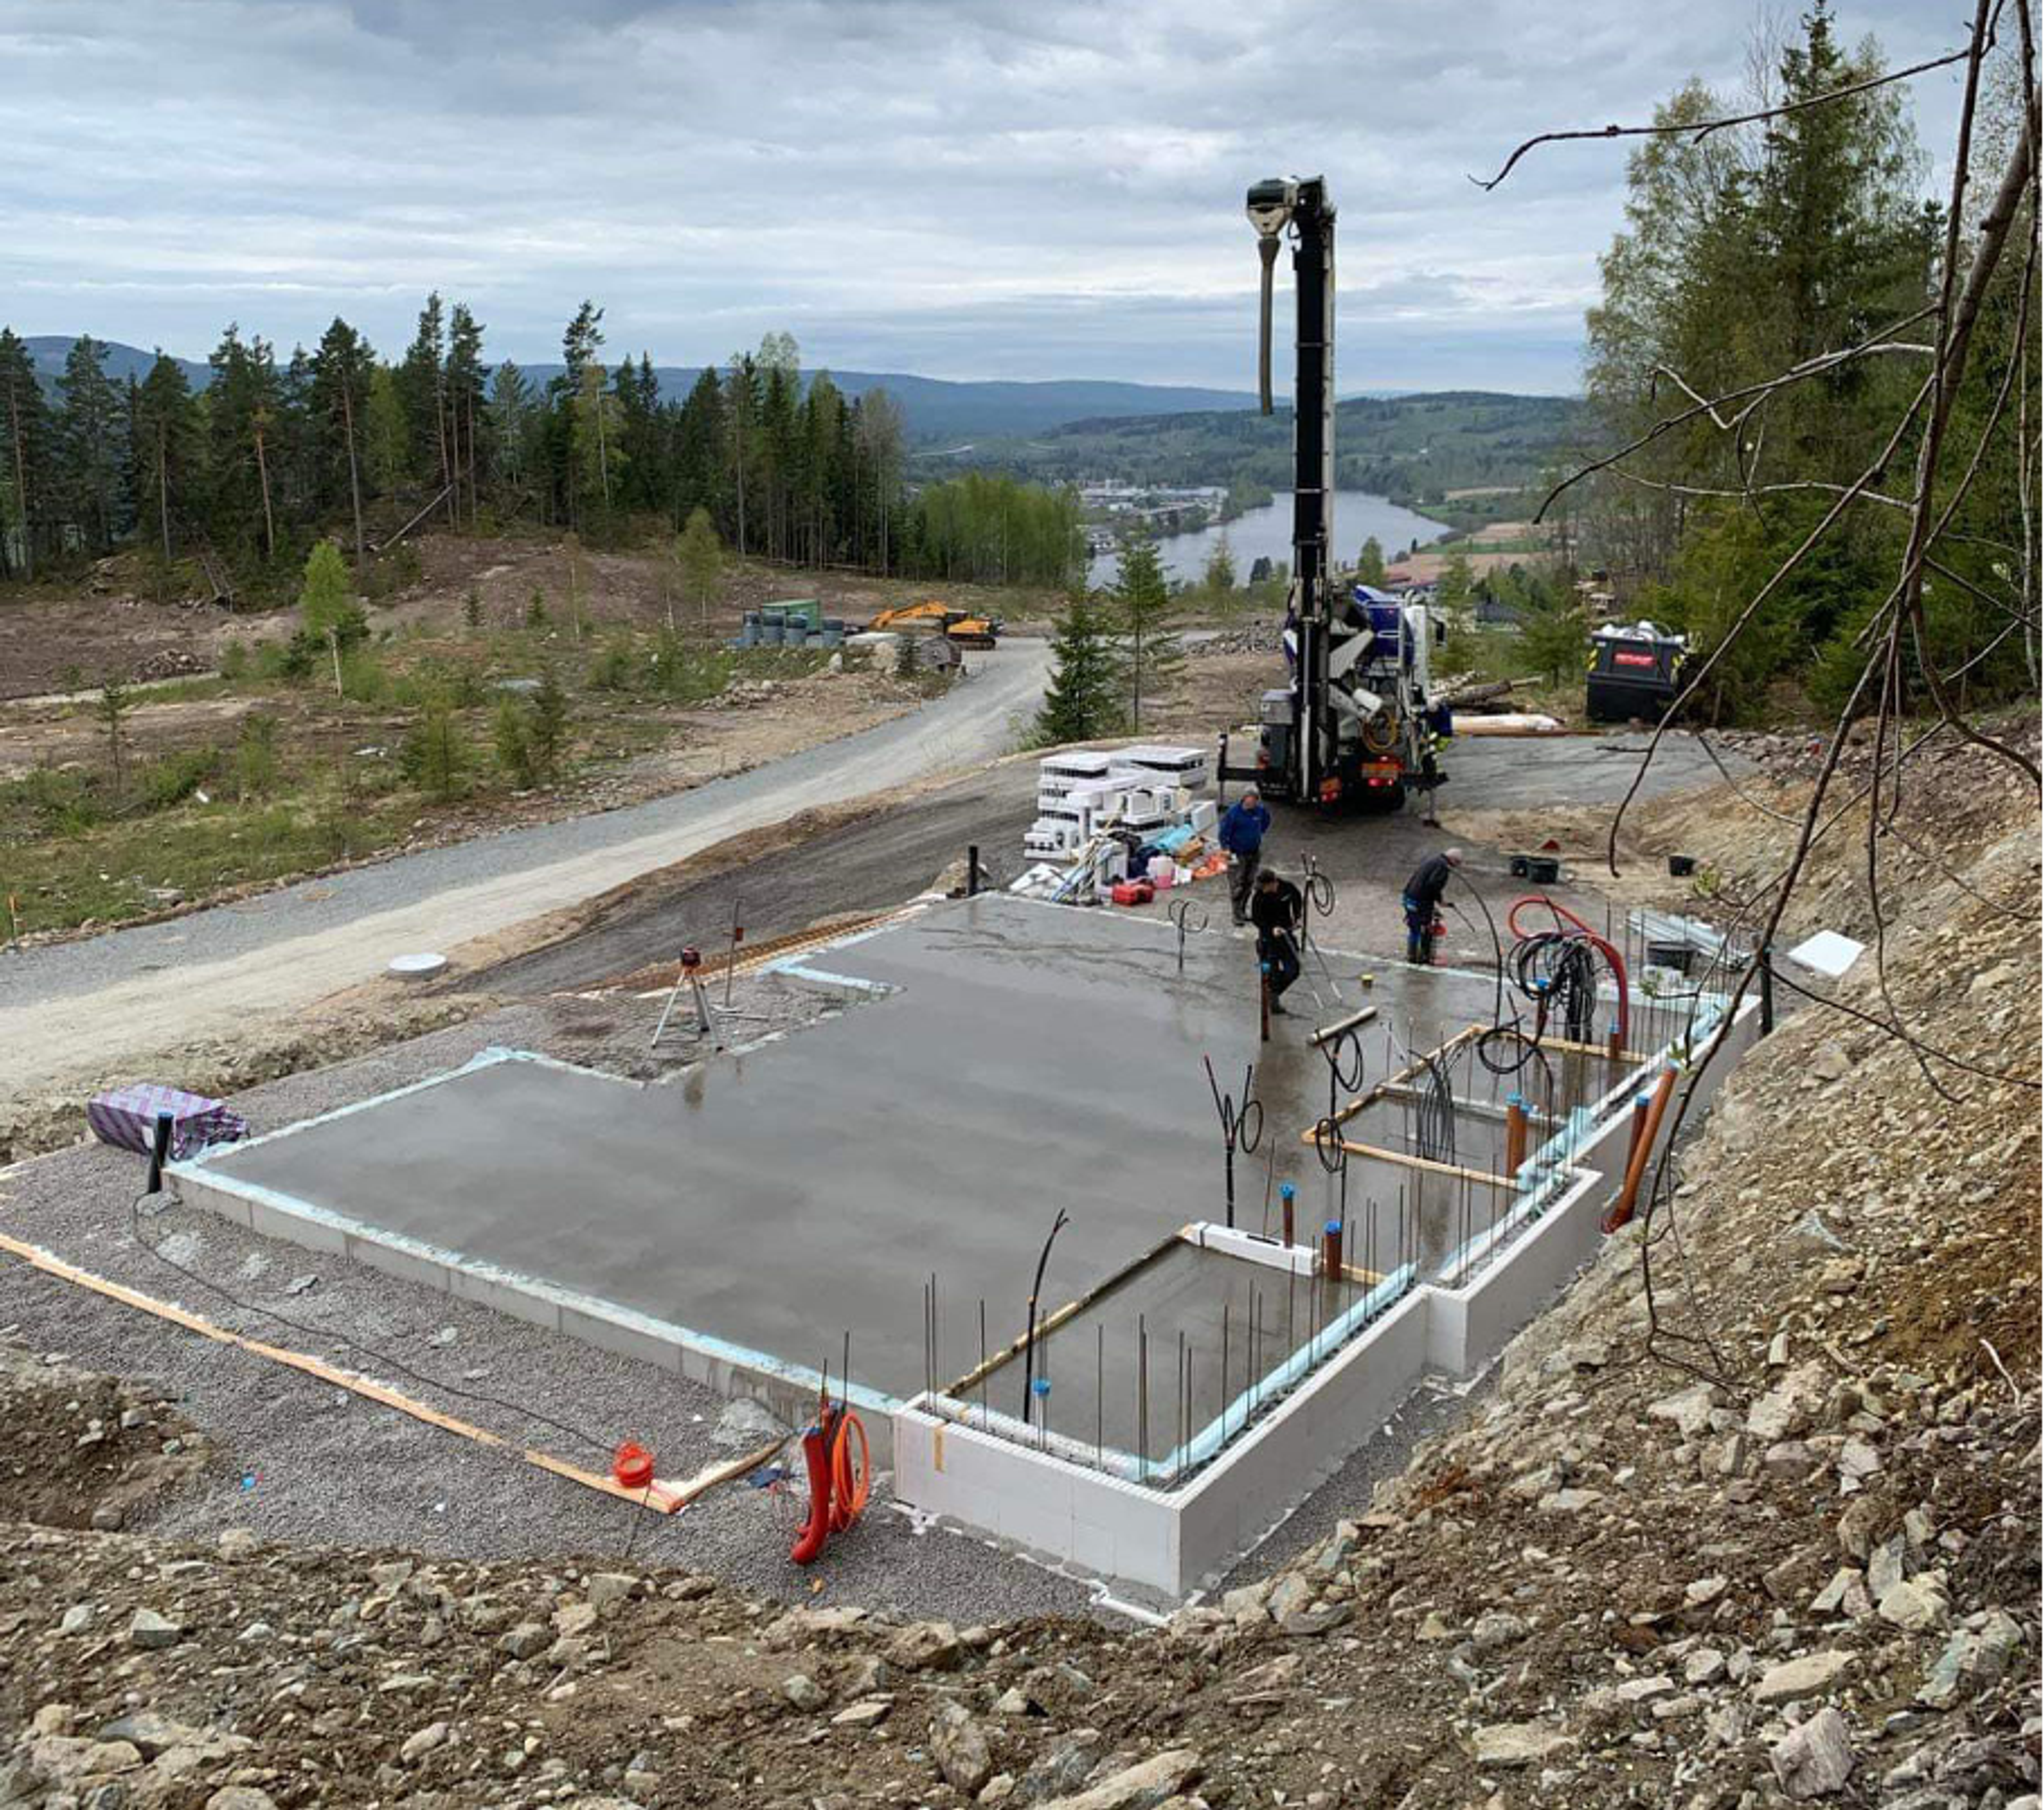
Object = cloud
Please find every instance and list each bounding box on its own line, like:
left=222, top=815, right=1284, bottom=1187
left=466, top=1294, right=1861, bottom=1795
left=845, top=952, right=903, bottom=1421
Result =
left=0, top=0, right=1971, bottom=389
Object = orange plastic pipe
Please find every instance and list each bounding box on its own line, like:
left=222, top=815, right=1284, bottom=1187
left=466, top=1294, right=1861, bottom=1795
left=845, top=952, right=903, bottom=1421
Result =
left=1604, top=1062, right=1677, bottom=1232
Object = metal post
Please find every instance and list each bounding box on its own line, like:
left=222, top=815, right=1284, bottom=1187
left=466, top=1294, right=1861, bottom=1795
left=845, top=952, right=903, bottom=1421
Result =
left=966, top=845, right=980, bottom=897
left=723, top=899, right=744, bottom=1009
left=1760, top=942, right=1775, bottom=1036
left=1138, top=1316, right=1149, bottom=1483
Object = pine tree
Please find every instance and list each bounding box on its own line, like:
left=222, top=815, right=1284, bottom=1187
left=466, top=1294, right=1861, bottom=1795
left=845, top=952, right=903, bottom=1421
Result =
left=1204, top=532, right=1236, bottom=594
left=310, top=319, right=372, bottom=564
left=1436, top=548, right=1477, bottom=623
left=528, top=664, right=568, bottom=780
left=57, top=335, right=125, bottom=555
left=488, top=361, right=531, bottom=512
left=398, top=293, right=451, bottom=513
left=131, top=352, right=201, bottom=564
left=446, top=302, right=487, bottom=521
left=1036, top=589, right=1122, bottom=743
left=1111, top=533, right=1181, bottom=732
left=0, top=327, right=51, bottom=579
left=402, top=687, right=467, bottom=800
left=1513, top=577, right=1590, bottom=687
left=207, top=326, right=284, bottom=566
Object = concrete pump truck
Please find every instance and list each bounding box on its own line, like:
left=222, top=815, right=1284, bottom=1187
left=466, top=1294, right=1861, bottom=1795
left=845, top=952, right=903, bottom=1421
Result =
left=1217, top=176, right=1452, bottom=813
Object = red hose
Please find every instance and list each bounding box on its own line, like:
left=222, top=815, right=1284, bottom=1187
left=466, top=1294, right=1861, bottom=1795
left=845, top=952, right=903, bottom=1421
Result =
left=789, top=1406, right=870, bottom=1566
left=1508, top=894, right=1630, bottom=1045
left=789, top=1422, right=834, bottom=1565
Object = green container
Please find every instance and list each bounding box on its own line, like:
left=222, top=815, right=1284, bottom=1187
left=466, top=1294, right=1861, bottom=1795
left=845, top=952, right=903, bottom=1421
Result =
left=770, top=598, right=823, bottom=631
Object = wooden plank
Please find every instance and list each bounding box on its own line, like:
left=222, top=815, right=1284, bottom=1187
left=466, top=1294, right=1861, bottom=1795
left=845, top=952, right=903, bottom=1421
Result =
left=944, top=1224, right=1193, bottom=1398
left=1331, top=1141, right=1516, bottom=1190
left=0, top=1230, right=777, bottom=1515
left=1530, top=1033, right=1651, bottom=1064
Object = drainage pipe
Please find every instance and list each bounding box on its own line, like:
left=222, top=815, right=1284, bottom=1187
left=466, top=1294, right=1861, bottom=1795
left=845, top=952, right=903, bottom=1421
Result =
left=1604, top=1062, right=1677, bottom=1232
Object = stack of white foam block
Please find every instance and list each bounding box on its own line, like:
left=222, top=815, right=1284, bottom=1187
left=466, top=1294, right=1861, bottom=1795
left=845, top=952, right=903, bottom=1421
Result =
left=1019, top=745, right=1214, bottom=895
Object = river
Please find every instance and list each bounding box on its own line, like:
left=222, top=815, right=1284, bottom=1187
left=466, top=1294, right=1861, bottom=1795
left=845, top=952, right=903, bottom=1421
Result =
left=1086, top=488, right=1449, bottom=588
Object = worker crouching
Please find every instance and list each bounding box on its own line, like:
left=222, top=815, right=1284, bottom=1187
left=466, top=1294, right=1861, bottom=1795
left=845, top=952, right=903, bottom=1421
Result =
left=1402, top=847, right=1462, bottom=965
left=1251, top=868, right=1305, bottom=1014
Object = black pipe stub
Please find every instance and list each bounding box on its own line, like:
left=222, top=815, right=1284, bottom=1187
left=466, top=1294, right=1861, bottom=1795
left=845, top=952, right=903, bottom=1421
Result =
left=145, top=1110, right=174, bottom=1196
left=1668, top=854, right=1697, bottom=877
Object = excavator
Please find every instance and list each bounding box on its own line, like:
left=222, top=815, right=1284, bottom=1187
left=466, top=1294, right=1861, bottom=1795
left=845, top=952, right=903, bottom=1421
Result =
left=867, top=599, right=1002, bottom=649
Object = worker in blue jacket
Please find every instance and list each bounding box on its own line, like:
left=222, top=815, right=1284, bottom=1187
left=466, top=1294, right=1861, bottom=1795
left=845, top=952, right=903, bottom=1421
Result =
left=1218, top=786, right=1272, bottom=924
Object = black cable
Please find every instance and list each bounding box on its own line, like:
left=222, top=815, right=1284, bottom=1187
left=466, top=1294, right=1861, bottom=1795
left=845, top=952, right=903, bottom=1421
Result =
left=127, top=1188, right=617, bottom=1461
left=1406, top=1046, right=1458, bottom=1167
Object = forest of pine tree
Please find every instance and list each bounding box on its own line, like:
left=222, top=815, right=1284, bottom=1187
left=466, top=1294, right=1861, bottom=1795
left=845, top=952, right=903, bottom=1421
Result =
left=0, top=304, right=1084, bottom=597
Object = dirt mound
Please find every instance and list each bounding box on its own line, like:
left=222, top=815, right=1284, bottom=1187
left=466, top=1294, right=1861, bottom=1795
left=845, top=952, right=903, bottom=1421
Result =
left=0, top=1342, right=210, bottom=1533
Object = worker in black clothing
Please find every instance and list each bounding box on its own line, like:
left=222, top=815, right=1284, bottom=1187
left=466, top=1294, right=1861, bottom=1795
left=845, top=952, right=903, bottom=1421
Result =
left=1402, top=848, right=1463, bottom=965
left=1250, top=868, right=1305, bottom=1013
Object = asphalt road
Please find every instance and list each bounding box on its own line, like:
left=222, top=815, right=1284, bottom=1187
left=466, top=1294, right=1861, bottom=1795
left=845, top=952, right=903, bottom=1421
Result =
left=0, top=640, right=1051, bottom=1098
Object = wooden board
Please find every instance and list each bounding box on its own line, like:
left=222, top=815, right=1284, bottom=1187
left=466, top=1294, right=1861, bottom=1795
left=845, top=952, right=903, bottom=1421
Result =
left=0, top=1230, right=779, bottom=1515
left=1328, top=1141, right=1516, bottom=1190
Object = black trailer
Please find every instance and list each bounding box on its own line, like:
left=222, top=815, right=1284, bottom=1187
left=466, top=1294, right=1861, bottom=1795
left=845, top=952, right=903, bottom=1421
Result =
left=1586, top=630, right=1686, bottom=725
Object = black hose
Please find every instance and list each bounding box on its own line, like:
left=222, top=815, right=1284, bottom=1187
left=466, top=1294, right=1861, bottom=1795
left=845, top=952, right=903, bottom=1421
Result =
left=1019, top=1208, right=1070, bottom=1425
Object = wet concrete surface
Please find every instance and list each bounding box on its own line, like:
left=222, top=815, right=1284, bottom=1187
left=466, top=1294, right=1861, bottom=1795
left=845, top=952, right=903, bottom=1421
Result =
left=968, top=1239, right=1378, bottom=1467
left=187, top=893, right=1499, bottom=1403
left=1133, top=730, right=1748, bottom=963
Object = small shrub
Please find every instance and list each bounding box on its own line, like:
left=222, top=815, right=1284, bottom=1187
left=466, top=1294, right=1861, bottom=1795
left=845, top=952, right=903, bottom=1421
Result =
left=400, top=690, right=468, bottom=801
left=463, top=587, right=484, bottom=630
left=17, top=766, right=100, bottom=836
left=494, top=698, right=537, bottom=788
left=138, top=746, right=221, bottom=813
left=528, top=666, right=568, bottom=781
left=235, top=712, right=281, bottom=799
left=588, top=635, right=639, bottom=694
left=338, top=646, right=386, bottom=703
left=218, top=640, right=250, bottom=682
left=525, top=588, right=550, bottom=630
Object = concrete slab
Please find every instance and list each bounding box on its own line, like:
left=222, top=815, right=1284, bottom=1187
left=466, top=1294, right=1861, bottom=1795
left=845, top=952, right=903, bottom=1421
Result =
left=173, top=894, right=1500, bottom=1409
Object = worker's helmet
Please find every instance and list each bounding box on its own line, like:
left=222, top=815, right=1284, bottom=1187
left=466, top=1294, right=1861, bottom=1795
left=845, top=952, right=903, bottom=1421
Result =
left=1444, top=848, right=1464, bottom=866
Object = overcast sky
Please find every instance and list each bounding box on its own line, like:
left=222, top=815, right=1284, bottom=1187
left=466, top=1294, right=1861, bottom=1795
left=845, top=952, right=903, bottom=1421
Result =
left=4, top=0, right=1968, bottom=394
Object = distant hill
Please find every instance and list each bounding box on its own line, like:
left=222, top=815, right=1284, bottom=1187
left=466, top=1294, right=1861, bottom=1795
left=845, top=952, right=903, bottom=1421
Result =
left=512, top=364, right=1262, bottom=442
left=24, top=335, right=209, bottom=392
left=941, top=390, right=1592, bottom=513
left=23, top=335, right=1259, bottom=443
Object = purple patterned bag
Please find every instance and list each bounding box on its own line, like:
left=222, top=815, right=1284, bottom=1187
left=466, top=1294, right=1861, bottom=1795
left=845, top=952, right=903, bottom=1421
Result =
left=86, top=1083, right=249, bottom=1159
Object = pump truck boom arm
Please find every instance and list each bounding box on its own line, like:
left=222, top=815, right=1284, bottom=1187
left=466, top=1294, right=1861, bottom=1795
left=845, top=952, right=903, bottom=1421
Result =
left=1221, top=175, right=1450, bottom=813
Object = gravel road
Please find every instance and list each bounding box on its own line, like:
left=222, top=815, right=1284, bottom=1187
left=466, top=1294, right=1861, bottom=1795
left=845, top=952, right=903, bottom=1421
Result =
left=0, top=639, right=1050, bottom=1098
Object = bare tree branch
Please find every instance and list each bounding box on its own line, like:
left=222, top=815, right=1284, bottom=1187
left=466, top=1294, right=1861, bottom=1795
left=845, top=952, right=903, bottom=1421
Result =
left=1471, top=40, right=1980, bottom=190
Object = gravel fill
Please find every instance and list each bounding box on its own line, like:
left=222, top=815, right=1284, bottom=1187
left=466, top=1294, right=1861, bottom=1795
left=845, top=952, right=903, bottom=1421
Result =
left=0, top=969, right=1101, bottom=1630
